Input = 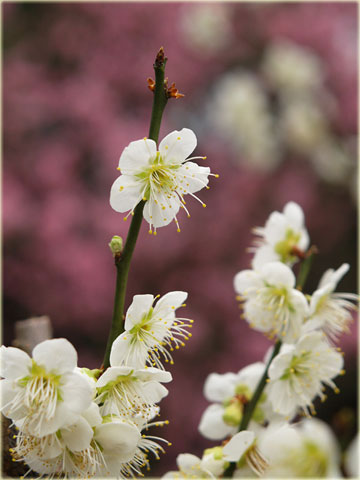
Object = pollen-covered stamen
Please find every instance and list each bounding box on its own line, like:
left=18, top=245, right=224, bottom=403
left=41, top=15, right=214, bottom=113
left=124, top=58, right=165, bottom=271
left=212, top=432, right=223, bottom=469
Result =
left=245, top=445, right=269, bottom=477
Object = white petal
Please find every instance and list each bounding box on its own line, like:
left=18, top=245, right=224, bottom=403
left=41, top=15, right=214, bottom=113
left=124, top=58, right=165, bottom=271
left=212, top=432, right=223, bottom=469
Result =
left=96, top=366, right=133, bottom=388
left=263, top=212, right=287, bottom=244
left=283, top=202, right=305, bottom=229
left=223, top=431, right=255, bottom=461
left=94, top=419, right=140, bottom=461
left=110, top=333, right=147, bottom=369
left=81, top=402, right=102, bottom=427
left=124, top=294, right=154, bottom=331
left=60, top=371, right=93, bottom=414
left=176, top=453, right=201, bottom=474
left=251, top=245, right=279, bottom=270
left=268, top=351, right=295, bottom=380
left=110, top=175, right=143, bottom=213
left=198, top=403, right=235, bottom=440
left=176, top=162, right=210, bottom=194
left=61, top=416, right=93, bottom=452
left=159, top=129, right=197, bottom=163
left=119, top=138, right=156, bottom=174
left=32, top=338, right=77, bottom=374
left=260, top=262, right=296, bottom=288
left=236, top=362, right=265, bottom=391
left=135, top=367, right=172, bottom=383
left=203, top=372, right=238, bottom=402
left=141, top=381, right=169, bottom=403
left=0, top=346, right=31, bottom=379
left=320, top=263, right=350, bottom=289
left=153, top=291, right=188, bottom=317
left=234, top=270, right=262, bottom=295
left=143, top=190, right=180, bottom=228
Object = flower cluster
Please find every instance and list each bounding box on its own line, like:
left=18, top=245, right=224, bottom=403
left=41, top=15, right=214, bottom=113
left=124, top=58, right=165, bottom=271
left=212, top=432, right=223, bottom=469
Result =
left=164, top=202, right=357, bottom=478
left=2, top=292, right=192, bottom=478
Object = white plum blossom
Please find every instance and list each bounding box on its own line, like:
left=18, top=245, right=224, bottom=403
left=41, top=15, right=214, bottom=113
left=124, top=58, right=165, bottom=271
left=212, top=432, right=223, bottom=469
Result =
left=261, top=41, right=324, bottom=93
left=1, top=339, right=93, bottom=437
left=198, top=363, right=279, bottom=441
left=234, top=262, right=309, bottom=342
left=251, top=202, right=310, bottom=270
left=95, top=365, right=172, bottom=418
left=110, top=128, right=215, bottom=234
left=180, top=4, right=233, bottom=55
left=13, top=403, right=102, bottom=477
left=110, top=292, right=193, bottom=369
left=208, top=71, right=281, bottom=172
left=267, top=331, right=344, bottom=417
left=304, top=263, right=358, bottom=340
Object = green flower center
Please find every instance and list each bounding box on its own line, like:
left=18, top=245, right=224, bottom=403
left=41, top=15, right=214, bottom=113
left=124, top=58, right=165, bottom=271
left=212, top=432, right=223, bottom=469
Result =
left=136, top=152, right=180, bottom=200
left=280, top=352, right=311, bottom=380
left=274, top=228, right=301, bottom=263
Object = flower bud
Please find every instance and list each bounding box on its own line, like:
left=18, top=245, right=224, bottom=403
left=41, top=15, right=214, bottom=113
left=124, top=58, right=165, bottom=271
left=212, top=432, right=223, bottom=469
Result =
left=109, top=235, right=123, bottom=256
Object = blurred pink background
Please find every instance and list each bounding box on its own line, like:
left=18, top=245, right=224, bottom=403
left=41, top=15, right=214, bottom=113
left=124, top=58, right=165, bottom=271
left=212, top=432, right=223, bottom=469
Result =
left=3, top=2, right=357, bottom=475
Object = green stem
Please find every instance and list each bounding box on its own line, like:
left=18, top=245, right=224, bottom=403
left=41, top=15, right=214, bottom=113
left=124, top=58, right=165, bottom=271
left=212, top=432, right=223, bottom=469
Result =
left=103, top=49, right=168, bottom=369
left=223, top=252, right=316, bottom=477
left=296, top=251, right=315, bottom=291
left=223, top=340, right=282, bottom=478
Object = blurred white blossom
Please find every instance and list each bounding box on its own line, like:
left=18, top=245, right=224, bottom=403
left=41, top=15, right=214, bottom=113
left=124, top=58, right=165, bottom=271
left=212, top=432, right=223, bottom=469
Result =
left=250, top=202, right=310, bottom=270
left=180, top=4, right=233, bottom=55
left=208, top=71, right=281, bottom=171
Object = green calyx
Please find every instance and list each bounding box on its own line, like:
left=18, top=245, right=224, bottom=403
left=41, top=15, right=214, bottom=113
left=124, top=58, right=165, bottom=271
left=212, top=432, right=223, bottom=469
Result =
left=223, top=401, right=243, bottom=426
left=81, top=368, right=102, bottom=380
left=274, top=228, right=301, bottom=263
left=204, top=446, right=224, bottom=461
left=234, top=384, right=252, bottom=400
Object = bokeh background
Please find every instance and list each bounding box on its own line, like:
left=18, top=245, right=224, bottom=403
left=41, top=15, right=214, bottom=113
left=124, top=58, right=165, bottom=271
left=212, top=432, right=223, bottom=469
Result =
left=3, top=1, right=358, bottom=476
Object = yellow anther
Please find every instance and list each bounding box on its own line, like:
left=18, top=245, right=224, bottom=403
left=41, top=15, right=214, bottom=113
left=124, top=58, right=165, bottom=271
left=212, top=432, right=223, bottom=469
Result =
left=202, top=203, right=206, bottom=208
left=149, top=230, right=153, bottom=235
left=214, top=174, right=219, bottom=178
left=177, top=137, right=181, bottom=140
left=116, top=166, right=121, bottom=171
left=123, top=217, right=127, bottom=221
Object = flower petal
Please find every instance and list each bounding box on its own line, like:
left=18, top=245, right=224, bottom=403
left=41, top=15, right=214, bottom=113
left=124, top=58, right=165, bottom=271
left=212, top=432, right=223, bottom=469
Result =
left=96, top=366, right=133, bottom=388
left=61, top=416, right=93, bottom=452
left=176, top=162, right=210, bottom=195
left=234, top=270, right=262, bottom=295
left=159, top=129, right=197, bottom=163
left=176, top=453, right=201, bottom=474
left=283, top=202, right=305, bottom=229
left=32, top=338, right=78, bottom=374
left=260, top=262, right=295, bottom=287
left=204, top=372, right=238, bottom=402
left=153, top=291, right=188, bottom=318
left=0, top=346, right=31, bottom=380
left=125, top=294, right=155, bottom=331
left=223, top=431, right=255, bottom=461
left=143, top=190, right=181, bottom=228
left=119, top=138, right=156, bottom=174
left=60, top=371, right=93, bottom=415
left=94, top=419, right=140, bottom=461
left=135, top=367, right=172, bottom=383
left=110, top=175, right=143, bottom=213
left=198, top=404, right=235, bottom=440
left=81, top=402, right=102, bottom=427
